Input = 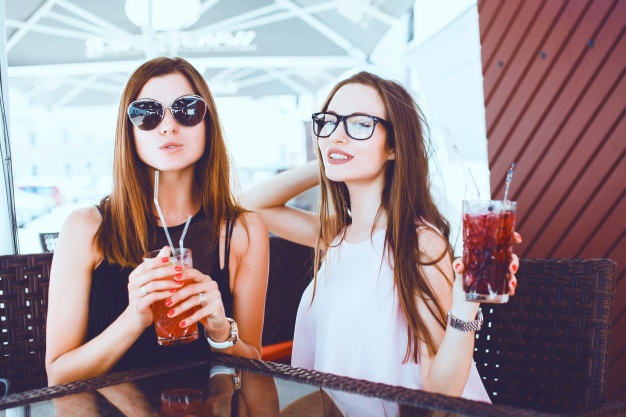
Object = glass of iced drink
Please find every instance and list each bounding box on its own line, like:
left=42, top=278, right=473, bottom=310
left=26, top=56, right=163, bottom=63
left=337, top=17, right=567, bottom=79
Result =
left=143, top=248, right=199, bottom=345
left=462, top=200, right=516, bottom=303
left=161, top=389, right=203, bottom=417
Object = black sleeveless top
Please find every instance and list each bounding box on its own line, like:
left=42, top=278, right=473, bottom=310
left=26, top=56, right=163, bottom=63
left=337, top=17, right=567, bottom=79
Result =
left=87, top=209, right=234, bottom=372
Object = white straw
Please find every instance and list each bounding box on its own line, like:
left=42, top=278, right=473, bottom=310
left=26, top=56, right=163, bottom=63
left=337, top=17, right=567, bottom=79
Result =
left=179, top=215, right=192, bottom=255
left=153, top=171, right=175, bottom=250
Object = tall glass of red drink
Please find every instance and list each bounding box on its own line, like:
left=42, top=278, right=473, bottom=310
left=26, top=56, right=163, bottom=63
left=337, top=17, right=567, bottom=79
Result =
left=143, top=248, right=199, bottom=345
left=462, top=200, right=516, bottom=303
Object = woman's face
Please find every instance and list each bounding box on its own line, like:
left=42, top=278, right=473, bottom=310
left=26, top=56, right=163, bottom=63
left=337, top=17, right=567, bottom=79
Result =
left=132, top=73, right=206, bottom=173
left=317, top=83, right=395, bottom=185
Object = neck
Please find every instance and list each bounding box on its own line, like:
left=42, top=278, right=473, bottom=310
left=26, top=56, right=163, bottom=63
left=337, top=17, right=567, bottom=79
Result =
left=345, top=178, right=387, bottom=238
left=150, top=167, right=201, bottom=227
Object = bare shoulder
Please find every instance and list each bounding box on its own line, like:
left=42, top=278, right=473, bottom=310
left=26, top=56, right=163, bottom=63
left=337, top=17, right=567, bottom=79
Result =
left=230, top=211, right=269, bottom=256
left=55, top=206, right=103, bottom=268
left=416, top=225, right=449, bottom=263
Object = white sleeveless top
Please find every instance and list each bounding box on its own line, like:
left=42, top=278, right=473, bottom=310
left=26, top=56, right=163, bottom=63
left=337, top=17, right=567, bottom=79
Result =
left=291, top=228, right=491, bottom=407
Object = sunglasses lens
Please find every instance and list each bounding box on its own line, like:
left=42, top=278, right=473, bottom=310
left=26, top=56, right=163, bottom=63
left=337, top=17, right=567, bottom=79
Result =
left=128, top=100, right=163, bottom=131
left=170, top=96, right=207, bottom=127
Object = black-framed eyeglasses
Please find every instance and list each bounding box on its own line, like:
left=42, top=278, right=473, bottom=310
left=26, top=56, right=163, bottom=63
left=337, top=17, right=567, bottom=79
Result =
left=312, top=112, right=391, bottom=140
left=127, top=95, right=207, bottom=131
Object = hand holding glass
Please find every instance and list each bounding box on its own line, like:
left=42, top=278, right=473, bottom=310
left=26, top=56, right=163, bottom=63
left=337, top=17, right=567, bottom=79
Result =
left=143, top=248, right=199, bottom=345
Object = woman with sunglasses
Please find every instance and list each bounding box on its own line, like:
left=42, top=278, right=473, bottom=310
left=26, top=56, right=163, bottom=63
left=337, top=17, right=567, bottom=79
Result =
left=244, top=71, right=520, bottom=402
left=45, top=57, right=269, bottom=386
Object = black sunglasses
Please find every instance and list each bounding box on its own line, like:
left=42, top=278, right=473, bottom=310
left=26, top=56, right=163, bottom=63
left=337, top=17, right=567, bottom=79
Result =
left=312, top=112, right=391, bottom=140
left=127, top=95, right=207, bottom=131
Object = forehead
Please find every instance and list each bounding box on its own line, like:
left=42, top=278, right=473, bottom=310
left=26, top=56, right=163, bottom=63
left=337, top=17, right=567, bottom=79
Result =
left=327, top=83, right=385, bottom=117
left=137, top=73, right=195, bottom=102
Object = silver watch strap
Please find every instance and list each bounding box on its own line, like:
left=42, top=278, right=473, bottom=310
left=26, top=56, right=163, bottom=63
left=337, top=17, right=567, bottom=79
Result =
left=447, top=308, right=483, bottom=332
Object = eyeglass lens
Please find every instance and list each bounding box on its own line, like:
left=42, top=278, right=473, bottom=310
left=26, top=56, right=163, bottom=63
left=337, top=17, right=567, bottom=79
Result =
left=313, top=113, right=377, bottom=140
left=128, top=96, right=207, bottom=131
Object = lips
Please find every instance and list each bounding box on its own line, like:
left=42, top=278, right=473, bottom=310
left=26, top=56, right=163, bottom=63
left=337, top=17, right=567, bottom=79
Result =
left=160, top=142, right=182, bottom=150
left=326, top=148, right=353, bottom=164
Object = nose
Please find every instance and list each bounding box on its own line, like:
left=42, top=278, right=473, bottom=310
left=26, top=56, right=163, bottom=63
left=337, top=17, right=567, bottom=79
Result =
left=159, top=108, right=179, bottom=135
left=328, top=123, right=348, bottom=144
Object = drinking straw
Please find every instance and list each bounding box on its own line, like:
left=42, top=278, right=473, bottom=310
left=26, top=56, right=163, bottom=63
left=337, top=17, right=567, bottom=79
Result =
left=503, top=162, right=517, bottom=202
left=466, top=167, right=481, bottom=199
left=153, top=171, right=175, bottom=250
left=179, top=215, right=192, bottom=255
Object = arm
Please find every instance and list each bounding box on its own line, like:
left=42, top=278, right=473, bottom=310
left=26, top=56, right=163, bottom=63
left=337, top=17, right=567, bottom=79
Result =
left=168, top=212, right=269, bottom=359
left=46, top=209, right=185, bottom=385
left=417, top=229, right=521, bottom=397
left=45, top=208, right=143, bottom=385
left=241, top=160, right=319, bottom=248
left=415, top=228, right=477, bottom=397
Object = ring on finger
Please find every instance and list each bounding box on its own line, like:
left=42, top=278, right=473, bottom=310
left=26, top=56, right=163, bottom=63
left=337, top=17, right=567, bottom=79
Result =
left=140, top=285, right=149, bottom=297
left=198, top=292, right=206, bottom=307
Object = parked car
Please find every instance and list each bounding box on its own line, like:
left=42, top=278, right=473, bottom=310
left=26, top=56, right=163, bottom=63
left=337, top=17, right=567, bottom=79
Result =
left=14, top=187, right=56, bottom=227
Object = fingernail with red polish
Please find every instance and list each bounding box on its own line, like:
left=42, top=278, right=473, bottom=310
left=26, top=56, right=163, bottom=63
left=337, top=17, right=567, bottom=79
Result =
left=165, top=298, right=172, bottom=307
left=176, top=280, right=184, bottom=286
left=174, top=265, right=183, bottom=272
left=161, top=257, right=169, bottom=263
left=167, top=309, right=175, bottom=317
left=174, top=273, right=183, bottom=280
left=169, top=288, right=178, bottom=293
left=512, top=264, right=518, bottom=273
left=179, top=321, right=186, bottom=328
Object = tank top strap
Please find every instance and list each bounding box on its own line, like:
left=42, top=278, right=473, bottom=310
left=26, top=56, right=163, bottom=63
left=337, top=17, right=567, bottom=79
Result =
left=221, top=217, right=236, bottom=272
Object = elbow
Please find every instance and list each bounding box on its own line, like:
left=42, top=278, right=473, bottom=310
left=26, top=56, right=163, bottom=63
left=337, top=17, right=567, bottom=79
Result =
left=422, top=378, right=465, bottom=398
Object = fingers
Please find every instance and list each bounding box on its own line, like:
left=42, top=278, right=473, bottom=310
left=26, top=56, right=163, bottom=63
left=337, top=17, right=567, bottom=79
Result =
left=514, top=231, right=522, bottom=244
left=508, top=253, right=519, bottom=295
left=129, top=246, right=172, bottom=281
left=452, top=258, right=465, bottom=275
left=165, top=272, right=224, bottom=327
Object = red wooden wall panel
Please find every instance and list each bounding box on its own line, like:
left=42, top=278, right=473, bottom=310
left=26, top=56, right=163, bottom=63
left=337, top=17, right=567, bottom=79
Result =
left=478, top=0, right=626, bottom=400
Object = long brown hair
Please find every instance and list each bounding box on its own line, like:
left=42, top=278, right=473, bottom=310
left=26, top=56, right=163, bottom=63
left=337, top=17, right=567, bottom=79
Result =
left=313, top=71, right=452, bottom=362
left=95, top=57, right=246, bottom=267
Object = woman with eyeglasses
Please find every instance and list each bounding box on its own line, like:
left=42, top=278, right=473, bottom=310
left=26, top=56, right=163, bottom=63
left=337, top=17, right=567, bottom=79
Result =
left=243, top=71, right=520, bottom=402
left=45, top=57, right=269, bottom=386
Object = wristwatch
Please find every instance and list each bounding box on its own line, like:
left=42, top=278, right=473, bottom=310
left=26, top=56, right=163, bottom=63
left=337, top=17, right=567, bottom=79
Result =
left=447, top=308, right=483, bottom=332
left=210, top=365, right=241, bottom=390
left=205, top=317, right=238, bottom=348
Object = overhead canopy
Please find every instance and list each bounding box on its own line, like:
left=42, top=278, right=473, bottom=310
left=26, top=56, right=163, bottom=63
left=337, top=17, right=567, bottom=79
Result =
left=5, top=0, right=413, bottom=107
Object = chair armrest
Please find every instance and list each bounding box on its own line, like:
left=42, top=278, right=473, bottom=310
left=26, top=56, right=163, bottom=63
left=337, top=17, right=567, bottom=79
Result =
left=261, top=341, right=293, bottom=363
left=564, top=400, right=626, bottom=417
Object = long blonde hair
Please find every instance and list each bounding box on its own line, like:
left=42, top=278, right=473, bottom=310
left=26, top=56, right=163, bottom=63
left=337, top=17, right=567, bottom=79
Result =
left=313, top=72, right=452, bottom=362
left=95, top=57, right=246, bottom=267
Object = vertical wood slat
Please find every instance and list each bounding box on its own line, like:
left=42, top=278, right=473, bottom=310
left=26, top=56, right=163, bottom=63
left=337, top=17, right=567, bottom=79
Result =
left=478, top=0, right=626, bottom=402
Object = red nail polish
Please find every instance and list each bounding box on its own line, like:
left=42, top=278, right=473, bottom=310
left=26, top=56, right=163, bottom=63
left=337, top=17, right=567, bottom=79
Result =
left=169, top=288, right=178, bottom=293
left=174, top=265, right=183, bottom=272
left=165, top=298, right=172, bottom=307
left=167, top=309, right=175, bottom=317
left=161, top=257, right=169, bottom=263
left=176, top=280, right=184, bottom=285
left=512, top=264, right=518, bottom=273
left=174, top=273, right=182, bottom=279
left=179, top=320, right=186, bottom=327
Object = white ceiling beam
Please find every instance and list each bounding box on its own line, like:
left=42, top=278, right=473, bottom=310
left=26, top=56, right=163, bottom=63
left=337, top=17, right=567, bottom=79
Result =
left=9, top=56, right=361, bottom=78
left=193, top=3, right=282, bottom=34
left=55, top=0, right=133, bottom=37
left=208, top=67, right=240, bottom=83
left=264, top=68, right=311, bottom=95
left=24, top=77, right=122, bottom=101
left=274, top=0, right=366, bottom=60
left=197, top=0, right=223, bottom=17
left=53, top=73, right=102, bottom=108
left=5, top=19, right=99, bottom=40
left=46, top=11, right=112, bottom=37
left=364, top=6, right=399, bottom=26
left=227, top=3, right=335, bottom=31
left=7, top=0, right=57, bottom=51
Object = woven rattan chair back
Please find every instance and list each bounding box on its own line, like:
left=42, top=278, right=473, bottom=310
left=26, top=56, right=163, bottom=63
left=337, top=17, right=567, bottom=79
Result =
left=0, top=252, right=53, bottom=393
left=474, top=258, right=617, bottom=413
left=262, top=236, right=314, bottom=347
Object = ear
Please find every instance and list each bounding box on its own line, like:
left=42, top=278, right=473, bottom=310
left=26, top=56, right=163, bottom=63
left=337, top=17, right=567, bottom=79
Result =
left=387, top=148, right=395, bottom=161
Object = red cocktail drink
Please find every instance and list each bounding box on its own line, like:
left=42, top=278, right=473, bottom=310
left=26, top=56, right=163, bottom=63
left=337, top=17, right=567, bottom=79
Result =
left=462, top=200, right=516, bottom=303
left=143, top=248, right=199, bottom=345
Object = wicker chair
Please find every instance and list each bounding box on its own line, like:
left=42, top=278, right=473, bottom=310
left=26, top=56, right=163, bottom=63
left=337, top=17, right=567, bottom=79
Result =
left=0, top=252, right=53, bottom=394
left=261, top=236, right=314, bottom=363
left=474, top=258, right=625, bottom=416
